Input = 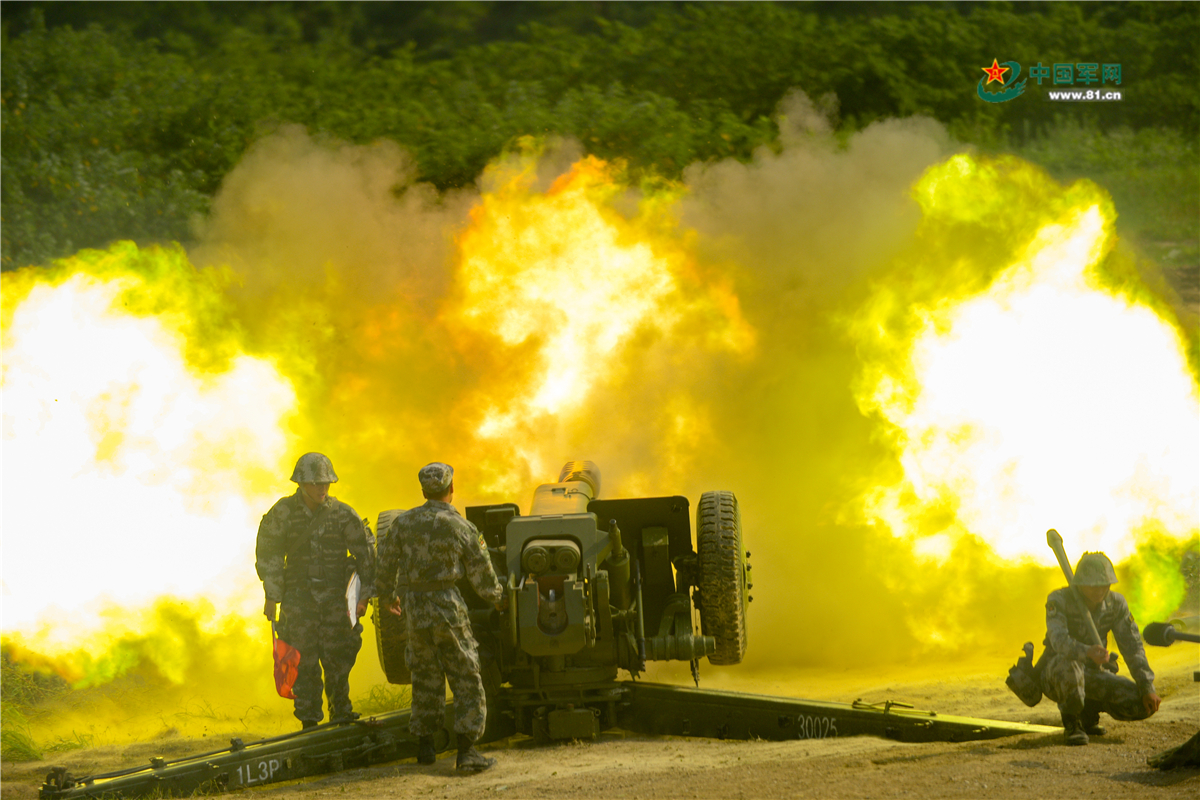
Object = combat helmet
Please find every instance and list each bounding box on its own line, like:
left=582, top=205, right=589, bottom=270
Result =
left=290, top=452, right=339, bottom=484
left=1073, top=552, right=1118, bottom=586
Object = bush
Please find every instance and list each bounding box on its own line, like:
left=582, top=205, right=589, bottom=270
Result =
left=2, top=3, right=1195, bottom=270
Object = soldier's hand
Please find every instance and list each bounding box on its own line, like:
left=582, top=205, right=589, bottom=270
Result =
left=355, top=599, right=370, bottom=619
left=264, top=599, right=278, bottom=621
left=388, top=597, right=404, bottom=617
left=1142, top=692, right=1161, bottom=716
left=1085, top=644, right=1109, bottom=667
left=495, top=595, right=509, bottom=612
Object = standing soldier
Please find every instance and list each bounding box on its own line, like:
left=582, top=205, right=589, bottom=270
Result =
left=386, top=462, right=506, bottom=773
left=1041, top=551, right=1161, bottom=745
left=256, top=452, right=376, bottom=729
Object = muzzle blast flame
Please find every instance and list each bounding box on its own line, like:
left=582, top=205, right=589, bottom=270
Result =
left=2, top=125, right=1195, bottom=739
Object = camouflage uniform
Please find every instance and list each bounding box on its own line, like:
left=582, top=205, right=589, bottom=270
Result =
left=1040, top=586, right=1156, bottom=721
left=256, top=489, right=376, bottom=725
left=390, top=495, right=503, bottom=741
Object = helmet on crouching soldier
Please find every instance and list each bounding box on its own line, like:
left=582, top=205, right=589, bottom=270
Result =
left=1073, top=552, right=1118, bottom=586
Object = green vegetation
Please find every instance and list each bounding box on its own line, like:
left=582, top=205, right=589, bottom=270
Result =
left=355, top=683, right=412, bottom=715
left=1, top=646, right=71, bottom=761
left=1, top=2, right=1196, bottom=270
left=0, top=708, right=43, bottom=762
left=1009, top=123, right=1199, bottom=276
left=1, top=646, right=69, bottom=707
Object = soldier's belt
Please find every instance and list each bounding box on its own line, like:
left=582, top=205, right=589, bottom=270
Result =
left=406, top=579, right=458, bottom=592
left=290, top=562, right=352, bottom=583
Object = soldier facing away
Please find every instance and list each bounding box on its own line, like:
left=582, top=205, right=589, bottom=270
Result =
left=256, top=452, right=377, bottom=729
left=386, top=462, right=506, bottom=773
left=1041, top=551, right=1161, bottom=745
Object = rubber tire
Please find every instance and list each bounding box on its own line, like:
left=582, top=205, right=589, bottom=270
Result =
left=696, top=491, right=748, bottom=666
left=374, top=508, right=412, bottom=684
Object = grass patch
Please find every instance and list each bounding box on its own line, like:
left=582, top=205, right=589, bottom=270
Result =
left=43, top=730, right=95, bottom=755
left=355, top=683, right=412, bottom=715
left=0, top=707, right=43, bottom=762
left=1, top=643, right=92, bottom=761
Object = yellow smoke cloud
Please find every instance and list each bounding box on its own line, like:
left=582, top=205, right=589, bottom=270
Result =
left=3, top=101, right=1196, bottom=733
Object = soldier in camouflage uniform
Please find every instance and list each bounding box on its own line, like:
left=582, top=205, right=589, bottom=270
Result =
left=385, top=462, right=506, bottom=773
left=1041, top=551, right=1160, bottom=746
left=256, top=453, right=376, bottom=729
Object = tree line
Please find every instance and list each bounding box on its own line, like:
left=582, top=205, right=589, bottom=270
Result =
left=2, top=1, right=1196, bottom=270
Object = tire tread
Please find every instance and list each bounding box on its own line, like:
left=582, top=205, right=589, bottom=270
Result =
left=696, top=491, right=747, bottom=665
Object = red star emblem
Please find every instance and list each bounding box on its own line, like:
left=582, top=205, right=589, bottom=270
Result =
left=982, top=59, right=1009, bottom=85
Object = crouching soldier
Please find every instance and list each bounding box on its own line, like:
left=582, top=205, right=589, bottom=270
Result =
left=1041, top=552, right=1161, bottom=745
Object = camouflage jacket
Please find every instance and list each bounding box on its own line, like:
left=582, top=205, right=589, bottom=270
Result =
left=256, top=490, right=376, bottom=606
left=1043, top=586, right=1156, bottom=694
left=389, top=499, right=503, bottom=629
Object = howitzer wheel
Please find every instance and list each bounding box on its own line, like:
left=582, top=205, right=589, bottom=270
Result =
left=374, top=508, right=412, bottom=685
left=696, top=491, right=747, bottom=665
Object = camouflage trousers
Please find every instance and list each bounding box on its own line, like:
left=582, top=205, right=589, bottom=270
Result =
left=280, top=598, right=363, bottom=725
left=1041, top=653, right=1150, bottom=721
left=406, top=622, right=487, bottom=740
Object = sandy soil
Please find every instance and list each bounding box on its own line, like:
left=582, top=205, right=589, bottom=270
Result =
left=5, top=647, right=1197, bottom=800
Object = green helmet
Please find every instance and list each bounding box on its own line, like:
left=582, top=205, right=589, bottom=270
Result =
left=290, top=452, right=338, bottom=484
left=1073, top=552, right=1117, bottom=586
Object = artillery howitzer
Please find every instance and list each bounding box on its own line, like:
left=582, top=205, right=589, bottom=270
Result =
left=374, top=460, right=749, bottom=742
left=39, top=462, right=1056, bottom=799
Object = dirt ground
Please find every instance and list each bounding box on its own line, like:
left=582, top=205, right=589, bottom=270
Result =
left=5, top=647, right=1196, bottom=800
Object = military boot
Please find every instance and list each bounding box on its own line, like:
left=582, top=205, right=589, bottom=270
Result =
left=417, top=735, right=436, bottom=765
left=1061, top=713, right=1089, bottom=746
left=1080, top=705, right=1106, bottom=737
left=455, top=733, right=496, bottom=773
